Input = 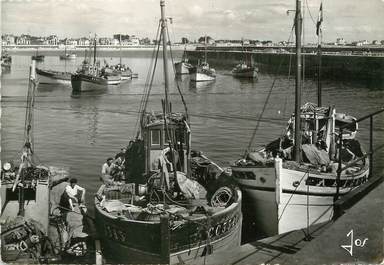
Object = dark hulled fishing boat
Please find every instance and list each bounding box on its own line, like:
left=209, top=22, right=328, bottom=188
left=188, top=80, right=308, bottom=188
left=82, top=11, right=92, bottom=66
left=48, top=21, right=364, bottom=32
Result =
left=31, top=48, right=44, bottom=61
left=231, top=0, right=369, bottom=237
left=36, top=68, right=72, bottom=85
left=94, top=1, right=242, bottom=264
left=71, top=36, right=121, bottom=93
left=1, top=49, right=12, bottom=71
left=231, top=40, right=258, bottom=78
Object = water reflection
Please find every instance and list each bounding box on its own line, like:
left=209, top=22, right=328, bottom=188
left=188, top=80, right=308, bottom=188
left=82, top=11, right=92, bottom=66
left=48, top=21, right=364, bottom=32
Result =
left=189, top=80, right=216, bottom=91
left=69, top=94, right=101, bottom=145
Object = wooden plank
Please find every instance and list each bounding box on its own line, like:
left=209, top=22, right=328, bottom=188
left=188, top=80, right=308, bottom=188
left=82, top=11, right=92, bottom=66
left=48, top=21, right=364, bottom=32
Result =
left=95, top=240, right=103, bottom=265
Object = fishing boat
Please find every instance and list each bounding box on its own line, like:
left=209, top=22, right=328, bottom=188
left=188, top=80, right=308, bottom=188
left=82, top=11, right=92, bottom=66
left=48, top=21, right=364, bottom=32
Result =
left=71, top=36, right=121, bottom=92
left=94, top=1, right=242, bottom=264
left=231, top=62, right=258, bottom=78
left=231, top=0, right=369, bottom=237
left=190, top=36, right=216, bottom=82
left=174, top=48, right=193, bottom=75
left=107, top=35, right=136, bottom=80
left=59, top=53, right=77, bottom=60
left=231, top=40, right=258, bottom=78
left=1, top=60, right=90, bottom=263
left=36, top=68, right=72, bottom=85
left=1, top=50, right=12, bottom=71
left=31, top=48, right=44, bottom=61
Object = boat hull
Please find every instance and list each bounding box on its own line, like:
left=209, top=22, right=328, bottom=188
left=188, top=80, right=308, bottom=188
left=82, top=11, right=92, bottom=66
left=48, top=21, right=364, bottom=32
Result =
left=232, top=68, right=258, bottom=78
left=232, top=160, right=369, bottom=236
left=94, top=190, right=242, bottom=264
left=71, top=73, right=109, bottom=92
left=59, top=54, right=76, bottom=60
left=31, top=55, right=44, bottom=61
left=174, top=62, right=191, bottom=75
left=36, top=68, right=71, bottom=85
left=190, top=72, right=216, bottom=82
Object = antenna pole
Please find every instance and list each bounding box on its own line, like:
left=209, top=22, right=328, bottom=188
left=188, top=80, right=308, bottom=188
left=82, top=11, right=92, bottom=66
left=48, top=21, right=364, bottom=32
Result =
left=294, top=0, right=302, bottom=162
left=160, top=0, right=170, bottom=113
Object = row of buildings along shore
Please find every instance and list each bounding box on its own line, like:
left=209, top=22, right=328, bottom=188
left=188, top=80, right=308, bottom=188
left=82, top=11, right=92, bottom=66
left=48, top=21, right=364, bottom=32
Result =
left=2, top=34, right=384, bottom=49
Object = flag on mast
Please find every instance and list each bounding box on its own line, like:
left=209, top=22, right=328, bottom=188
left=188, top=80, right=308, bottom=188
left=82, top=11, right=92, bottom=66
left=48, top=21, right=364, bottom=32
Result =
left=316, top=3, right=323, bottom=36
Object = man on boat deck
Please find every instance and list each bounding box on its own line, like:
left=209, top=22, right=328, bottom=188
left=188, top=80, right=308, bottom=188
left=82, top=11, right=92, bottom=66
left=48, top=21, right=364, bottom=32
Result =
left=64, top=178, right=86, bottom=211
left=101, top=157, right=114, bottom=185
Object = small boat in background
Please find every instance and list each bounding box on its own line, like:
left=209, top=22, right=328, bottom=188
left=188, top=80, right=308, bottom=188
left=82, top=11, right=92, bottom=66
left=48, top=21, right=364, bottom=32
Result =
left=190, top=36, right=216, bottom=82
left=59, top=53, right=77, bottom=60
left=174, top=48, right=193, bottom=75
left=104, top=63, right=134, bottom=80
left=190, top=61, right=216, bottom=82
left=232, top=39, right=258, bottom=78
left=59, top=45, right=77, bottom=60
left=105, top=36, right=137, bottom=80
left=36, top=68, right=72, bottom=85
left=1, top=50, right=12, bottom=71
left=231, top=62, right=258, bottom=78
left=71, top=36, right=121, bottom=93
left=31, top=48, right=44, bottom=61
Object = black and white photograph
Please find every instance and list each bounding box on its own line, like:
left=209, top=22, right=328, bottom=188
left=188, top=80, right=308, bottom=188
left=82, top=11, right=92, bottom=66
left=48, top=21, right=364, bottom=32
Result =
left=1, top=0, right=383, bottom=264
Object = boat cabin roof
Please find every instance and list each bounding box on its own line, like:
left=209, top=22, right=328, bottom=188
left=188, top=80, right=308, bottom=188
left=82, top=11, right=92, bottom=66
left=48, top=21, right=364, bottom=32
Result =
left=142, top=112, right=187, bottom=129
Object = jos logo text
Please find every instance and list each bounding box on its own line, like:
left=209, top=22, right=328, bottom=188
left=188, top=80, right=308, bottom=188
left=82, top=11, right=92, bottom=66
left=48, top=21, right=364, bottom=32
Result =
left=341, top=229, right=368, bottom=256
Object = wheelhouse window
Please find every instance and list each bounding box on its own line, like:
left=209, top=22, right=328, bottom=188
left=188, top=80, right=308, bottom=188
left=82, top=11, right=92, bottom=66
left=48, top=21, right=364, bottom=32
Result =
left=151, top=130, right=161, bottom=146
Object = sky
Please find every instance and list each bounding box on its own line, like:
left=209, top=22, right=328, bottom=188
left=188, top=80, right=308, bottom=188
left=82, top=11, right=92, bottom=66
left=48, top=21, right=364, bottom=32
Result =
left=1, top=0, right=384, bottom=43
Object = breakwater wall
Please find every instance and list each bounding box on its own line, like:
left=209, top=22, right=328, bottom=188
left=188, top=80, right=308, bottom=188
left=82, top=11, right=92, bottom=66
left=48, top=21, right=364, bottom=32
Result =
left=186, top=50, right=384, bottom=87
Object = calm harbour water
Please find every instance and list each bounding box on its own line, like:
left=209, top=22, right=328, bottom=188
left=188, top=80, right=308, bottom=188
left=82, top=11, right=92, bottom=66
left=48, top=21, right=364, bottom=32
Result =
left=1, top=50, right=383, bottom=214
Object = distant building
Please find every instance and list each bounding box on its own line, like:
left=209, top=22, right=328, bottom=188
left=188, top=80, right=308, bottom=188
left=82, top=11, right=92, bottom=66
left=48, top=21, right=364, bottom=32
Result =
left=181, top=37, right=189, bottom=44
left=372, top=40, right=379, bottom=45
left=78, top=38, right=90, bottom=46
left=128, top=35, right=140, bottom=46
left=65, top=38, right=78, bottom=46
left=113, top=34, right=130, bottom=42
left=2, top=34, right=16, bottom=45
left=99, top=37, right=112, bottom=45
left=16, top=35, right=31, bottom=45
left=44, top=35, right=58, bottom=45
left=336, top=38, right=346, bottom=46
left=140, top=37, right=151, bottom=45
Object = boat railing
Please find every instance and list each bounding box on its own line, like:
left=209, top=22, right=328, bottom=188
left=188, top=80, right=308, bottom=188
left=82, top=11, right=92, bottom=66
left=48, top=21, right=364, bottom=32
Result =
left=334, top=108, right=384, bottom=202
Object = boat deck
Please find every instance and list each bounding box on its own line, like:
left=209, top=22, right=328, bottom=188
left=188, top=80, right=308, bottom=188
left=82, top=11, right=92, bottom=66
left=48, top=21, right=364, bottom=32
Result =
left=185, top=177, right=383, bottom=265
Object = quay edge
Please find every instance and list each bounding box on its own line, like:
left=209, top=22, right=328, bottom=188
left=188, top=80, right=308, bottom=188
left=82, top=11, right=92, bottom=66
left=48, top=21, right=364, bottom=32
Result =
left=186, top=50, right=384, bottom=86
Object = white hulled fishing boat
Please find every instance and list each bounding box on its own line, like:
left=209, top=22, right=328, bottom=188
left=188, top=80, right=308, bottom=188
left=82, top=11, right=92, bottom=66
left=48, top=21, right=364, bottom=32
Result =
left=231, top=0, right=369, bottom=237
left=174, top=47, right=193, bottom=75
left=94, top=2, right=242, bottom=264
left=190, top=36, right=216, bottom=82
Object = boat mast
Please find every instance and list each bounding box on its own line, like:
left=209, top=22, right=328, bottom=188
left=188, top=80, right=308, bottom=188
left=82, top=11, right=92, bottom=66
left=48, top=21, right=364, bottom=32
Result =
left=294, top=0, right=302, bottom=162
left=18, top=60, right=37, bottom=216
left=317, top=4, right=322, bottom=107
left=204, top=35, right=207, bottom=64
left=119, top=34, right=122, bottom=66
left=160, top=0, right=170, bottom=113
left=93, top=34, right=97, bottom=66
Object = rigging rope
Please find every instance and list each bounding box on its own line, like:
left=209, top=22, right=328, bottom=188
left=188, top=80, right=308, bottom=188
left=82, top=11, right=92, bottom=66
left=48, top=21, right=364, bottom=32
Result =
left=133, top=21, right=162, bottom=138
left=243, top=22, right=296, bottom=157
left=278, top=169, right=309, bottom=221
left=166, top=24, right=189, bottom=121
